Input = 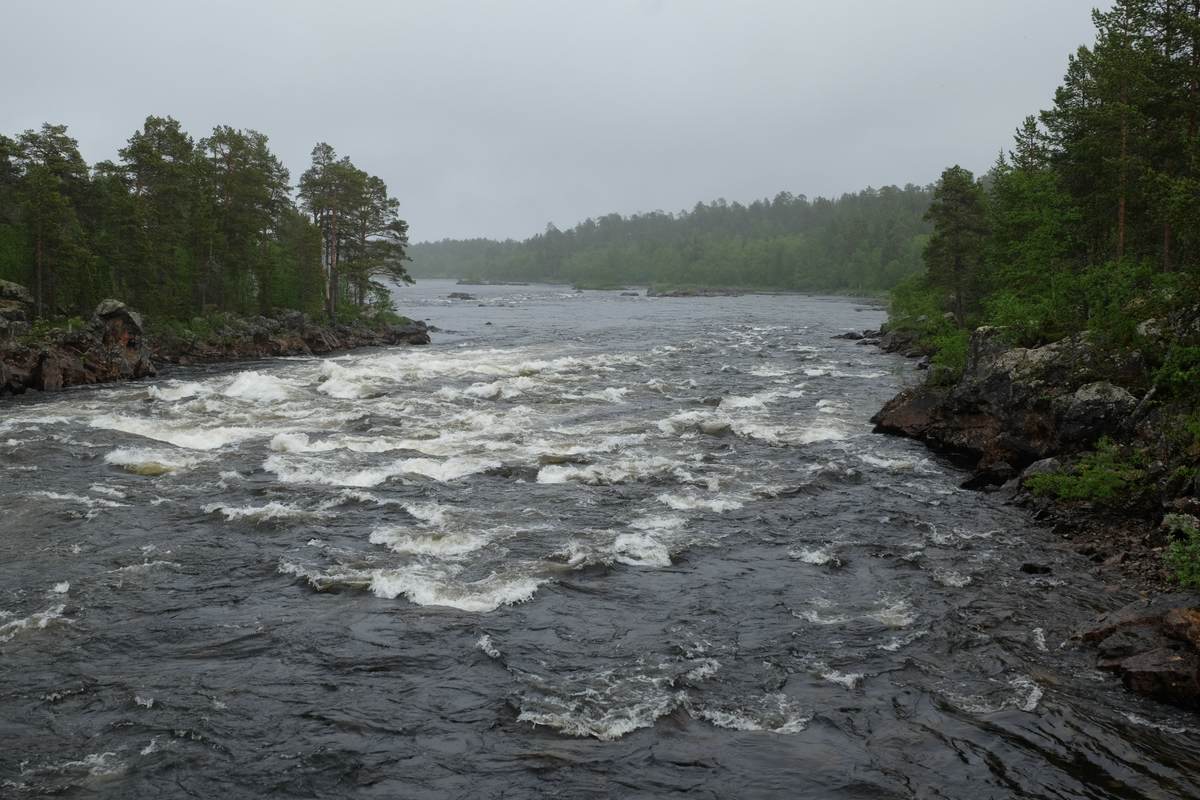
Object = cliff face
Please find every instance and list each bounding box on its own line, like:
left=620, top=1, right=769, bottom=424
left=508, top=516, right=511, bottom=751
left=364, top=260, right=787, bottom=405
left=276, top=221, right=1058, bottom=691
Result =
left=0, top=284, right=430, bottom=396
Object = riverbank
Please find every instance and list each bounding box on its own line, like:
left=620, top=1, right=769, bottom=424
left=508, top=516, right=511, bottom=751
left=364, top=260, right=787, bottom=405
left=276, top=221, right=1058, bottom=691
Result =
left=859, top=316, right=1200, bottom=709
left=0, top=286, right=429, bottom=396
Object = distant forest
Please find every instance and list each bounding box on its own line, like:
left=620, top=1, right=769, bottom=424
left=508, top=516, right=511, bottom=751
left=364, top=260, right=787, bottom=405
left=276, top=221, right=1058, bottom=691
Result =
left=410, top=186, right=933, bottom=292
left=0, top=117, right=411, bottom=323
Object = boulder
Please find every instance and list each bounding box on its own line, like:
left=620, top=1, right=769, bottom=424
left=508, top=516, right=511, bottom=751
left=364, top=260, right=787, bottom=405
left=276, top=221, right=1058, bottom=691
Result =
left=1020, top=457, right=1063, bottom=483
left=871, top=385, right=950, bottom=439
left=94, top=298, right=143, bottom=331
left=1118, top=648, right=1200, bottom=707
left=1096, top=626, right=1170, bottom=663
left=1163, top=607, right=1200, bottom=651
left=31, top=350, right=64, bottom=391
left=1080, top=595, right=1200, bottom=642
left=1057, top=382, right=1137, bottom=443
left=0, top=280, right=33, bottom=305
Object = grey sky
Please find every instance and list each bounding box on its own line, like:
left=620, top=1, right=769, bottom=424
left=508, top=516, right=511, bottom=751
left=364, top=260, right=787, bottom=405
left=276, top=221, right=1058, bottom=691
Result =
left=2, top=1, right=1100, bottom=241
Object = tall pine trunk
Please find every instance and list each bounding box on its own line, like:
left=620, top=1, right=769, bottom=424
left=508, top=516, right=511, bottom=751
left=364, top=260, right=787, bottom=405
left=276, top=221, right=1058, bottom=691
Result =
left=34, top=230, right=44, bottom=319
left=1117, top=108, right=1128, bottom=262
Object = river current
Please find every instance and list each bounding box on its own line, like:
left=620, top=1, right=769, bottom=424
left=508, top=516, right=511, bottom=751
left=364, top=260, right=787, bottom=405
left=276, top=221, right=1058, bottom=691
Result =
left=2, top=280, right=1200, bottom=798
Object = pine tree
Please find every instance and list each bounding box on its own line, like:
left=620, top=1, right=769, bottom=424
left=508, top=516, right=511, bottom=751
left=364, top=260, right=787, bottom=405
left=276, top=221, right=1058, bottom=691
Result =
left=923, top=166, right=989, bottom=325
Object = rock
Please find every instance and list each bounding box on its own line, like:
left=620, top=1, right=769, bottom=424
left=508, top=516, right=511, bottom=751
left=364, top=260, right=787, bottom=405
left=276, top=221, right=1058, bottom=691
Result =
left=1020, top=457, right=1063, bottom=483
left=1096, top=626, right=1170, bottom=663
left=877, top=329, right=925, bottom=354
left=448, top=292, right=475, bottom=300
left=1081, top=595, right=1200, bottom=642
left=871, top=385, right=950, bottom=439
left=94, top=299, right=144, bottom=335
left=1058, top=382, right=1137, bottom=442
left=1137, top=318, right=1165, bottom=340
left=1118, top=648, right=1200, bottom=707
left=620, top=291, right=639, bottom=297
left=0, top=298, right=29, bottom=322
left=873, top=327, right=1148, bottom=475
left=31, top=351, right=64, bottom=391
left=1019, top=562, right=1053, bottom=575
left=275, top=309, right=308, bottom=330
left=962, top=460, right=1016, bottom=489
left=700, top=396, right=722, bottom=407
left=832, top=331, right=864, bottom=340
left=0, top=280, right=33, bottom=305
left=699, top=419, right=732, bottom=436
left=1163, top=607, right=1200, bottom=650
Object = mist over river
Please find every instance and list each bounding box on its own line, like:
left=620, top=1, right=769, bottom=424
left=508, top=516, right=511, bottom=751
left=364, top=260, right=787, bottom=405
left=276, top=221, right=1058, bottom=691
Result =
left=3, top=280, right=1200, bottom=798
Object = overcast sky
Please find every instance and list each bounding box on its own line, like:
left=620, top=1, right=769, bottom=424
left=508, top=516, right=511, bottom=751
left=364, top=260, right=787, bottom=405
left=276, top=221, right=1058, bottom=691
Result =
left=2, top=1, right=1102, bottom=241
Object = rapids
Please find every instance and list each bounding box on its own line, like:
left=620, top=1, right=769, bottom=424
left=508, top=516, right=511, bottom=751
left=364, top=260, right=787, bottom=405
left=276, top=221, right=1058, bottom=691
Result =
left=2, top=280, right=1199, bottom=798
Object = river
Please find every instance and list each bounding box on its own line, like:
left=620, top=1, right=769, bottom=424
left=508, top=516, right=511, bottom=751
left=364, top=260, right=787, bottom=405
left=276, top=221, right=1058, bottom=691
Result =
left=2, top=280, right=1199, bottom=798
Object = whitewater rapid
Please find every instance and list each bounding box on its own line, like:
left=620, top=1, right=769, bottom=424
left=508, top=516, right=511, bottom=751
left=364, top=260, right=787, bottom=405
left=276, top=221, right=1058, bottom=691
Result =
left=2, top=281, right=1199, bottom=799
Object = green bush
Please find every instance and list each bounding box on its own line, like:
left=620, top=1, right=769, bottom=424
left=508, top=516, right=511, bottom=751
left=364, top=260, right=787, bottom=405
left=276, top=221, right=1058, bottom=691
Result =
left=1025, top=438, right=1149, bottom=506
left=1155, top=344, right=1200, bottom=399
left=888, top=273, right=945, bottom=335
left=1165, top=514, right=1200, bottom=589
left=984, top=290, right=1068, bottom=347
left=929, top=328, right=970, bottom=385
left=1079, top=259, right=1184, bottom=347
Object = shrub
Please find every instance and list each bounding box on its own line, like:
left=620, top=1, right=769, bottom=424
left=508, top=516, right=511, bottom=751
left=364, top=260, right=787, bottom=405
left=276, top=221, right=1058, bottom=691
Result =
left=1025, top=438, right=1149, bottom=506
left=929, top=328, right=970, bottom=385
left=888, top=274, right=946, bottom=336
left=1165, top=514, right=1200, bottom=589
left=1155, top=345, right=1200, bottom=400
left=984, top=290, right=1069, bottom=347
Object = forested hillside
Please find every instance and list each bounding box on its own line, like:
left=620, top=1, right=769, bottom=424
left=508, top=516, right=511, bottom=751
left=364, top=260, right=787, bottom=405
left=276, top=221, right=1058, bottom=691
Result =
left=875, top=0, right=1200, bottom=594
left=411, top=185, right=933, bottom=292
left=898, top=1, right=1200, bottom=368
left=0, top=117, right=410, bottom=323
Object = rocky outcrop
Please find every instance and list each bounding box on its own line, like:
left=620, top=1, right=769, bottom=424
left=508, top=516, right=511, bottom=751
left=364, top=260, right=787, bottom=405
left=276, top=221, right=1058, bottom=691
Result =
left=151, top=312, right=430, bottom=366
left=0, top=296, right=157, bottom=395
left=1081, top=595, right=1200, bottom=707
left=0, top=279, right=33, bottom=339
left=0, top=282, right=430, bottom=395
left=871, top=327, right=1149, bottom=481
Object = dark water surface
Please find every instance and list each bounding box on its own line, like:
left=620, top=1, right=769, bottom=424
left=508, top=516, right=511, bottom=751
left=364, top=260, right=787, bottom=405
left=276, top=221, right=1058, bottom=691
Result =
left=3, top=280, right=1200, bottom=799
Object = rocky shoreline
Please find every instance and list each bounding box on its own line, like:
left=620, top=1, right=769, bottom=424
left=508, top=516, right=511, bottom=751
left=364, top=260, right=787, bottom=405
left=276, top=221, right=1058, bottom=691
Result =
left=851, top=318, right=1200, bottom=710
left=0, top=281, right=429, bottom=396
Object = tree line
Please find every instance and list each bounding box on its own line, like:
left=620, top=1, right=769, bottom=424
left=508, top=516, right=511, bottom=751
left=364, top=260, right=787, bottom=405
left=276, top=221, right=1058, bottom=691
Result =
left=410, top=185, right=933, bottom=293
left=910, top=0, right=1200, bottom=355
left=0, top=116, right=411, bottom=323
